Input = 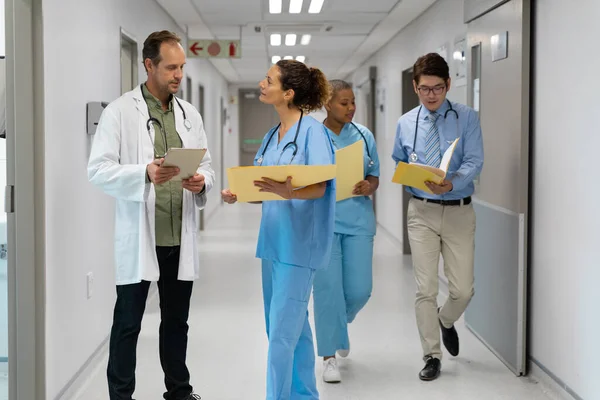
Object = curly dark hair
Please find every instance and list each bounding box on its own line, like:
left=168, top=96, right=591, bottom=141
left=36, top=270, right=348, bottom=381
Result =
left=276, top=60, right=331, bottom=112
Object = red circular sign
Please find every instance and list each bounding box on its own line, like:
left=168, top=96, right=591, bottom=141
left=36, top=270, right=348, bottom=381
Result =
left=208, top=42, right=221, bottom=56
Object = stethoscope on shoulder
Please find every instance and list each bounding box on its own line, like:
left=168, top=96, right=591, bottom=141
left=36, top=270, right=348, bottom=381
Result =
left=409, top=99, right=459, bottom=163
left=256, top=111, right=304, bottom=166
left=141, top=84, right=192, bottom=158
left=323, top=119, right=374, bottom=167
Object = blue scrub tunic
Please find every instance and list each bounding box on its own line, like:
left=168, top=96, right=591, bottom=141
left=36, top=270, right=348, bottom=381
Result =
left=327, top=122, right=380, bottom=236
left=254, top=115, right=336, bottom=270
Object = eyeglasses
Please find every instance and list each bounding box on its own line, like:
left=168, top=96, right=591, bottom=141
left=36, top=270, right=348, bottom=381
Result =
left=417, top=85, right=446, bottom=95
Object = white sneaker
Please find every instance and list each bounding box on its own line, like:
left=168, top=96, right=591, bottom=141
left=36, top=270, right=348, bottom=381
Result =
left=323, top=358, right=341, bottom=383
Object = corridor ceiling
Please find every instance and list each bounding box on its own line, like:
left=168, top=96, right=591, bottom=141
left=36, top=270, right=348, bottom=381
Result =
left=157, top=0, right=437, bottom=83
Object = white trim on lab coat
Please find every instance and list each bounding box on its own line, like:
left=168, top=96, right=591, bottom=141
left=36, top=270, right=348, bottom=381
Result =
left=87, top=85, right=215, bottom=285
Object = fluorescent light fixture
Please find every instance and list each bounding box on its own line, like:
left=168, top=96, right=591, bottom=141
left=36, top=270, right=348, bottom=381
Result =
left=296, top=56, right=306, bottom=63
left=289, top=0, right=303, bottom=14
left=308, top=0, right=324, bottom=13
left=269, top=0, right=282, bottom=13
left=300, top=34, right=311, bottom=45
left=270, top=34, right=281, bottom=46
left=283, top=56, right=293, bottom=60
left=285, top=34, right=297, bottom=46
left=272, top=55, right=282, bottom=64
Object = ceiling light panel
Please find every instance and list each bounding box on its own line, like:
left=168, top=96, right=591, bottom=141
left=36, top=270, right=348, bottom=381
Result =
left=289, top=0, right=303, bottom=14
left=270, top=34, right=281, bottom=46
left=269, top=0, right=282, bottom=13
left=308, top=0, right=324, bottom=14
left=285, top=34, right=297, bottom=46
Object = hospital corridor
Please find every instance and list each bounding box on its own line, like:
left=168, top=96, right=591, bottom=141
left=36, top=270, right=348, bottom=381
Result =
left=1, top=0, right=599, bottom=399
left=67, top=203, right=554, bottom=400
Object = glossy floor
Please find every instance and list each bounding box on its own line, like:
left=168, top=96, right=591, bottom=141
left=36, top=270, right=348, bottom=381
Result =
left=77, top=204, right=556, bottom=400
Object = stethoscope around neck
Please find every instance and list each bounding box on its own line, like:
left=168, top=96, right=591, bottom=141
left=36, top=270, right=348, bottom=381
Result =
left=141, top=83, right=192, bottom=158
left=256, top=111, right=304, bottom=166
left=324, top=119, right=374, bottom=167
left=409, top=99, right=459, bottom=163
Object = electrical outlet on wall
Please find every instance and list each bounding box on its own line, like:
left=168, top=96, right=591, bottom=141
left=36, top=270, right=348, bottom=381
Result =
left=86, top=272, right=94, bottom=299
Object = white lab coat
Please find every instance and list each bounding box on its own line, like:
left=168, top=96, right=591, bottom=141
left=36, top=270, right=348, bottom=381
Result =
left=87, top=85, right=215, bottom=285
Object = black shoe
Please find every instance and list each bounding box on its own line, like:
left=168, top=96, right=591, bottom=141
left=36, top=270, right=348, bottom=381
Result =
left=438, top=308, right=459, bottom=356
left=419, top=357, right=441, bottom=381
left=182, top=394, right=201, bottom=400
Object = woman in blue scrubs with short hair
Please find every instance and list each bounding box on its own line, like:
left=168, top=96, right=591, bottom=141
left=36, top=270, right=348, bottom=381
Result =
left=222, top=60, right=335, bottom=400
left=312, top=79, right=380, bottom=383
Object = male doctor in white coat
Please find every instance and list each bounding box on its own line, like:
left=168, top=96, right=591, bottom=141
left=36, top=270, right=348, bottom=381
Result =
left=88, top=30, right=213, bottom=400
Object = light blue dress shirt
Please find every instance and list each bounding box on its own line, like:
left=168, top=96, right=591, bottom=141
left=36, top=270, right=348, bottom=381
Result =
left=327, top=122, right=380, bottom=236
left=392, top=100, right=484, bottom=200
left=254, top=115, right=336, bottom=270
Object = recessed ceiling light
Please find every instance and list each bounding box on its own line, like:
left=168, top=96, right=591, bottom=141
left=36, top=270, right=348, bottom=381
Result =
left=269, top=0, right=282, bottom=14
left=308, top=0, right=324, bottom=14
left=289, top=0, right=303, bottom=14
left=285, top=34, right=297, bottom=46
left=301, top=35, right=311, bottom=45
left=296, top=56, right=306, bottom=63
left=270, top=34, right=281, bottom=46
left=272, top=55, right=282, bottom=64
left=283, top=56, right=293, bottom=60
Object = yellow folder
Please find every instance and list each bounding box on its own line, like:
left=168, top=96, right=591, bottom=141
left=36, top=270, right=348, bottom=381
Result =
left=227, top=164, right=337, bottom=202
left=335, top=140, right=364, bottom=201
left=392, top=138, right=459, bottom=194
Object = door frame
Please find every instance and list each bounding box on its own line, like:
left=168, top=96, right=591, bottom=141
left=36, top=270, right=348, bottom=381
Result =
left=197, top=84, right=205, bottom=230
left=5, top=0, right=45, bottom=398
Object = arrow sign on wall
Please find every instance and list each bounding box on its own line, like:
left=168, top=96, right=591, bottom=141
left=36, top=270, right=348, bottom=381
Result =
left=190, top=42, right=203, bottom=56
left=187, top=39, right=242, bottom=59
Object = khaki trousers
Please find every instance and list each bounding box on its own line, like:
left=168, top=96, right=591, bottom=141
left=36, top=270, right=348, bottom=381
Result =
left=407, top=197, right=476, bottom=361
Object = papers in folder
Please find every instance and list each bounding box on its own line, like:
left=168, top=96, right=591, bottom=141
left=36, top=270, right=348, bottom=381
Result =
left=335, top=140, right=364, bottom=201
left=163, top=148, right=207, bottom=179
left=392, top=138, right=459, bottom=194
left=227, top=165, right=336, bottom=202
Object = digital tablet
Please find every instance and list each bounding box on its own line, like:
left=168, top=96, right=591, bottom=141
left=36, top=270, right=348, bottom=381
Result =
left=163, top=148, right=207, bottom=179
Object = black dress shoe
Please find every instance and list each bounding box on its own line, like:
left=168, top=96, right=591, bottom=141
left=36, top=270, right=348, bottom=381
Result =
left=438, top=309, right=459, bottom=356
left=419, top=357, right=441, bottom=381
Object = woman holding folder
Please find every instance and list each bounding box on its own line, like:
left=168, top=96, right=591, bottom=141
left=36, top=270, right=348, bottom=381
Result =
left=221, top=60, right=335, bottom=400
left=312, top=79, right=380, bottom=383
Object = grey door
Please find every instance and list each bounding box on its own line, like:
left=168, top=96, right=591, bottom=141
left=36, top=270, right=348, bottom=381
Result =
left=401, top=67, right=420, bottom=255
left=238, top=89, right=278, bottom=166
left=463, top=0, right=531, bottom=376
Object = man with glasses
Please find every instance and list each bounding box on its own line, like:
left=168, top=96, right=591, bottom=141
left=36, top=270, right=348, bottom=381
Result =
left=392, top=53, right=484, bottom=381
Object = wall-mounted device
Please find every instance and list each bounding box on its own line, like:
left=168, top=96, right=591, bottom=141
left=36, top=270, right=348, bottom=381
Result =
left=86, top=101, right=109, bottom=135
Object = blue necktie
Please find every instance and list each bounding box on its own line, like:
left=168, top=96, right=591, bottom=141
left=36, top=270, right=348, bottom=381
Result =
left=424, top=112, right=441, bottom=167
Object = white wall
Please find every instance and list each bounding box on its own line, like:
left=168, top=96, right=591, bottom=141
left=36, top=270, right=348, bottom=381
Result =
left=531, top=0, right=600, bottom=398
left=348, top=0, right=467, bottom=242
left=186, top=61, right=229, bottom=220
left=41, top=0, right=229, bottom=397
left=224, top=84, right=248, bottom=187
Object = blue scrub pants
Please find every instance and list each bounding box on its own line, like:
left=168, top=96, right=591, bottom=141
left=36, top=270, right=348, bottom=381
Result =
left=262, top=259, right=319, bottom=400
left=313, top=234, right=374, bottom=357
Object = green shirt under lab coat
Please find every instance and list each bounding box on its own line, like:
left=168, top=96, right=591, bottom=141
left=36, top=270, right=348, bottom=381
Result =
left=142, top=84, right=183, bottom=247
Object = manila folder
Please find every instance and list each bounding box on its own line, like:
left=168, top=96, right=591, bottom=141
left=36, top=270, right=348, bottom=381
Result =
left=391, top=138, right=459, bottom=194
left=335, top=140, right=364, bottom=201
left=227, top=164, right=336, bottom=202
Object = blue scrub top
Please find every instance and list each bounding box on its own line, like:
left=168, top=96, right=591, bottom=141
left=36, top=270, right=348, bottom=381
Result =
left=327, top=122, right=380, bottom=237
left=254, top=115, right=336, bottom=270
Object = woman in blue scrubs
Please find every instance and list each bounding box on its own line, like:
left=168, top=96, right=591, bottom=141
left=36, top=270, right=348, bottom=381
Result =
left=312, top=79, right=380, bottom=383
left=221, top=60, right=336, bottom=400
